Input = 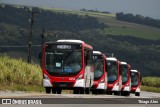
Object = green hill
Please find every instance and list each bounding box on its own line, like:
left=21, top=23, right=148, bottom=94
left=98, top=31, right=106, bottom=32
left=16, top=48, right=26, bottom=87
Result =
left=43, top=7, right=160, bottom=40
left=0, top=4, right=160, bottom=77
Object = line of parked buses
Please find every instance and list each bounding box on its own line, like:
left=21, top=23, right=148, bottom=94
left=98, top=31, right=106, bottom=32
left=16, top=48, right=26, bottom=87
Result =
left=41, top=40, right=142, bottom=96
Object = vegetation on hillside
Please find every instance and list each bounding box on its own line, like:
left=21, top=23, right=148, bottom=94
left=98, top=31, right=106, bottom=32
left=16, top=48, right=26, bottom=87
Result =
left=0, top=55, right=44, bottom=91
left=0, top=5, right=107, bottom=32
left=141, top=77, right=160, bottom=93
left=0, top=55, right=42, bottom=85
left=142, top=77, right=160, bottom=87
left=0, top=4, right=160, bottom=77
left=116, top=12, right=160, bottom=28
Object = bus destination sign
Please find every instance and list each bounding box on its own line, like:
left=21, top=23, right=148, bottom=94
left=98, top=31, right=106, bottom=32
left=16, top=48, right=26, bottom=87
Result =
left=57, top=45, right=71, bottom=49
left=46, top=44, right=82, bottom=51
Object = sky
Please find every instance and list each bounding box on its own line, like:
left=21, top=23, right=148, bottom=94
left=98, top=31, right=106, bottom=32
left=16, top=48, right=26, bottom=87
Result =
left=1, top=0, right=160, bottom=19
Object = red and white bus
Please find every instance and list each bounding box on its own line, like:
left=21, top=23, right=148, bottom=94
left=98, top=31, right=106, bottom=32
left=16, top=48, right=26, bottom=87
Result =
left=120, top=62, right=131, bottom=96
left=41, top=40, right=94, bottom=94
left=106, top=57, right=122, bottom=95
left=91, top=51, right=107, bottom=94
left=130, top=69, right=141, bottom=96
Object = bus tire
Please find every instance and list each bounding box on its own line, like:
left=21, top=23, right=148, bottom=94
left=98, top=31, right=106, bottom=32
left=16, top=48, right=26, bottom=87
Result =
left=103, top=90, right=106, bottom=94
left=80, top=88, right=85, bottom=94
left=85, top=77, right=92, bottom=94
left=85, top=88, right=90, bottom=94
left=46, top=87, right=51, bottom=94
left=135, top=92, right=140, bottom=96
left=126, top=91, right=130, bottom=96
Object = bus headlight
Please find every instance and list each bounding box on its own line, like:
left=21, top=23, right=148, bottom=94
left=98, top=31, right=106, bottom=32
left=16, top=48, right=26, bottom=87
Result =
left=44, top=74, right=50, bottom=80
left=77, top=74, right=83, bottom=80
left=99, top=79, right=104, bottom=83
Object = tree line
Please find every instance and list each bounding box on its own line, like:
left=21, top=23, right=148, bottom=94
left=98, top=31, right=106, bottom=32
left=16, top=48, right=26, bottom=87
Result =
left=0, top=5, right=107, bottom=32
left=116, top=12, right=160, bottom=28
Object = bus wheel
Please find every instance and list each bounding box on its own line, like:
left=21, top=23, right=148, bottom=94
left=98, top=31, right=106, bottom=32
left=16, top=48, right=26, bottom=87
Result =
left=80, top=88, right=85, bottom=94
left=135, top=92, right=140, bottom=96
left=103, top=90, right=106, bottom=94
left=57, top=89, right=62, bottom=94
left=46, top=87, right=51, bottom=94
left=85, top=88, right=90, bottom=94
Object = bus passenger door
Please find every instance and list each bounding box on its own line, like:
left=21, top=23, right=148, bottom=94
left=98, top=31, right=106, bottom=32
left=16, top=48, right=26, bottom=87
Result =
left=84, top=49, right=93, bottom=88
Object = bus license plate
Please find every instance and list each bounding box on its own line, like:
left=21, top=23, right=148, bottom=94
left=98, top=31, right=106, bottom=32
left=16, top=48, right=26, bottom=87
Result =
left=59, top=84, right=67, bottom=87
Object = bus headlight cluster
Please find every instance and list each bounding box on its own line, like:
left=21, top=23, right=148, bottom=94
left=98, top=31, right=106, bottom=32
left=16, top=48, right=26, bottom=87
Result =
left=76, top=74, right=83, bottom=80
left=44, top=74, right=50, bottom=80
left=99, top=79, right=104, bottom=83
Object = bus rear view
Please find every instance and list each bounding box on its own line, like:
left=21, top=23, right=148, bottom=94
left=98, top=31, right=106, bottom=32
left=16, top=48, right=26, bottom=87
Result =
left=130, top=69, right=141, bottom=96
left=106, top=57, right=122, bottom=95
left=42, top=40, right=94, bottom=94
left=120, top=62, right=131, bottom=96
left=91, top=51, right=107, bottom=94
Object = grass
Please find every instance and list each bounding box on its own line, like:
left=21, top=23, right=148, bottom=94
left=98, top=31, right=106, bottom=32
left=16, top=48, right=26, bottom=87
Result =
left=0, top=84, right=44, bottom=92
left=0, top=55, right=43, bottom=92
left=95, top=14, right=160, bottom=40
left=42, top=7, right=116, bottom=17
left=42, top=7, right=160, bottom=40
left=141, top=77, right=160, bottom=93
left=99, top=27, right=160, bottom=40
left=141, top=86, right=160, bottom=93
left=141, top=77, right=160, bottom=87
left=43, top=7, right=160, bottom=40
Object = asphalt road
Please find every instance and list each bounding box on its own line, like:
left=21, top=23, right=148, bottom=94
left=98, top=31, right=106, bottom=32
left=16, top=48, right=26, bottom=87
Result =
left=0, top=91, right=160, bottom=107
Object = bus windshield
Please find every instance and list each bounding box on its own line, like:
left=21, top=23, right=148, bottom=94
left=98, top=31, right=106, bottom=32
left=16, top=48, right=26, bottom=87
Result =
left=131, top=72, right=139, bottom=87
left=121, top=65, right=128, bottom=84
left=107, top=61, right=118, bottom=83
left=93, top=55, right=104, bottom=80
left=45, top=49, right=82, bottom=76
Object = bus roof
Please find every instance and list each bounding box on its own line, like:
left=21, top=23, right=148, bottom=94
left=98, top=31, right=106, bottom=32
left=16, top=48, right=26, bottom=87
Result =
left=106, top=57, right=117, bottom=61
left=120, top=62, right=127, bottom=65
left=131, top=70, right=138, bottom=73
left=93, top=51, right=102, bottom=54
left=57, top=39, right=84, bottom=43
